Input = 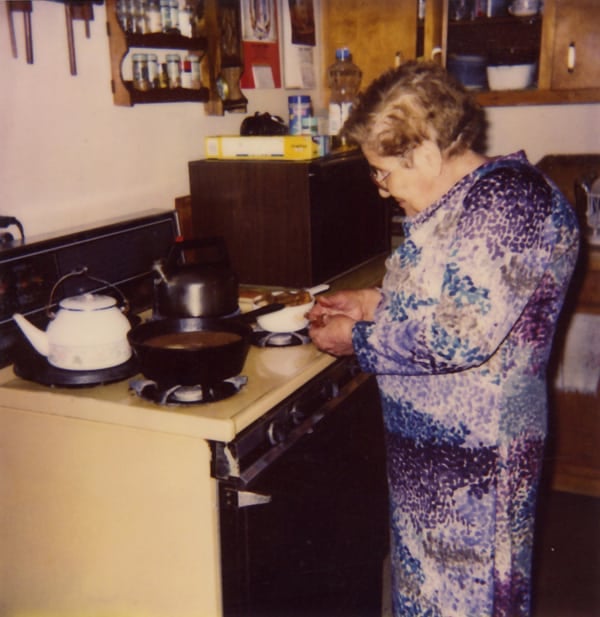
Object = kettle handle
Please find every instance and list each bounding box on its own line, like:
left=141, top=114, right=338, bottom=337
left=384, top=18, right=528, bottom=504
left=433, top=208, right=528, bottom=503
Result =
left=166, top=236, right=231, bottom=268
left=47, top=267, right=130, bottom=319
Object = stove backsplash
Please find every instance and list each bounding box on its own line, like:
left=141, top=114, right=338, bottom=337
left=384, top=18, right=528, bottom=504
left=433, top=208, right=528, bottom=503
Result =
left=0, top=210, right=179, bottom=368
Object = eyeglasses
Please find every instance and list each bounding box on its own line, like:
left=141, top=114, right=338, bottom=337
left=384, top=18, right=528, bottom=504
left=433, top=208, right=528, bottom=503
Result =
left=369, top=166, right=392, bottom=189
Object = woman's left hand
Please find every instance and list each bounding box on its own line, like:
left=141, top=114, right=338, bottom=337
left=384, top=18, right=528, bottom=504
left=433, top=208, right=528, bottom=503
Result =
left=308, top=314, right=356, bottom=356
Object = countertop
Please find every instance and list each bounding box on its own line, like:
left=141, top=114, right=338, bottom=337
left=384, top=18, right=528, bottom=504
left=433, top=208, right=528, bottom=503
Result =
left=0, top=255, right=388, bottom=443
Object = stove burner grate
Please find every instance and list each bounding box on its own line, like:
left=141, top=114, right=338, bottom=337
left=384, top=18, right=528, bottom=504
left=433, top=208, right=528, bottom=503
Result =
left=130, top=375, right=248, bottom=406
left=251, top=328, right=311, bottom=348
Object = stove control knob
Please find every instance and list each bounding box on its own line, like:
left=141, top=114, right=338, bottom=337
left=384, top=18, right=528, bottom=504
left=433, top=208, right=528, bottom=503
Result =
left=267, top=415, right=290, bottom=445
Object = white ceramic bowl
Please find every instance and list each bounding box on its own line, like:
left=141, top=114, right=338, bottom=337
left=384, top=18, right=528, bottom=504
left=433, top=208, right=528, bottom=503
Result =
left=486, top=63, right=536, bottom=91
left=253, top=284, right=329, bottom=333
left=508, top=0, right=540, bottom=16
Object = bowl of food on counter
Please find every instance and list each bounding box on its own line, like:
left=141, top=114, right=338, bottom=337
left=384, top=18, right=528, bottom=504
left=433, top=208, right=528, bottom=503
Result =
left=242, top=284, right=329, bottom=333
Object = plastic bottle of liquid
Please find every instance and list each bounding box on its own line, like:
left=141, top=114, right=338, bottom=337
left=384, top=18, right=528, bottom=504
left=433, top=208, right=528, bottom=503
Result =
left=327, top=47, right=362, bottom=138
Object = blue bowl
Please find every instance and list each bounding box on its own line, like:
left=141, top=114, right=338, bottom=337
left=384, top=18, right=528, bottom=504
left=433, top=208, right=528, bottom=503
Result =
left=447, top=54, right=488, bottom=90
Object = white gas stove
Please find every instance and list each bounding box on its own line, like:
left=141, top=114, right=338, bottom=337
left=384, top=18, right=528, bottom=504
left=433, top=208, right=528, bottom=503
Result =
left=0, top=210, right=390, bottom=617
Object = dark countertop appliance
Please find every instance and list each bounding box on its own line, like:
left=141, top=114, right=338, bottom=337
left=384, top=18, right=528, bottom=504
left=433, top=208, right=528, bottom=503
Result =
left=188, top=150, right=392, bottom=287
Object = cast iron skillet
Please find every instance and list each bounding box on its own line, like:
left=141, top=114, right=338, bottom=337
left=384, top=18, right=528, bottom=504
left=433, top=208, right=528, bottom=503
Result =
left=128, top=304, right=283, bottom=388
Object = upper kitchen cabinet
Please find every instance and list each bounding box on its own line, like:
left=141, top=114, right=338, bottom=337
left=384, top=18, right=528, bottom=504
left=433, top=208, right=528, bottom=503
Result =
left=539, top=0, right=600, bottom=96
left=321, top=0, right=419, bottom=89
left=426, top=0, right=600, bottom=106
left=321, top=0, right=600, bottom=107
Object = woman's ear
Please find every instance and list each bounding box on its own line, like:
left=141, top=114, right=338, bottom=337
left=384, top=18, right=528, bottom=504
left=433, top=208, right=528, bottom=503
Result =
left=414, top=141, right=443, bottom=177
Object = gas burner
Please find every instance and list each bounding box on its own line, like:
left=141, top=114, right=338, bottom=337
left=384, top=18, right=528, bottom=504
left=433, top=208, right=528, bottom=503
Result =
left=12, top=338, right=140, bottom=387
left=130, top=375, right=248, bottom=406
left=251, top=328, right=311, bottom=348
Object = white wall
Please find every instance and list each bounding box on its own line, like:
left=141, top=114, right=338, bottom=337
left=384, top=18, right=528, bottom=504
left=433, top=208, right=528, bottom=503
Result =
left=0, top=1, right=318, bottom=238
left=486, top=104, right=600, bottom=162
left=1, top=2, right=599, bottom=239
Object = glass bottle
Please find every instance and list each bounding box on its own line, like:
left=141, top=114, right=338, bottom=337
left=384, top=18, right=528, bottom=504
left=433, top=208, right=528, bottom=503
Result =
left=327, top=47, right=362, bottom=137
left=160, top=0, right=171, bottom=31
left=146, top=0, right=162, bottom=33
left=179, top=1, right=194, bottom=37
left=132, top=53, right=150, bottom=91
left=189, top=53, right=201, bottom=89
left=147, top=53, right=159, bottom=88
left=166, top=53, right=182, bottom=88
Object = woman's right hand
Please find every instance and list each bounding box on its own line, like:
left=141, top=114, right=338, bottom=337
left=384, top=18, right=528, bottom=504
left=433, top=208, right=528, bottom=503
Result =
left=306, top=288, right=381, bottom=325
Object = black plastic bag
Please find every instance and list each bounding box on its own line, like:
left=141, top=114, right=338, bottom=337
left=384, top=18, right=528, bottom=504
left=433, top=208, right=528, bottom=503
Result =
left=240, top=112, right=288, bottom=136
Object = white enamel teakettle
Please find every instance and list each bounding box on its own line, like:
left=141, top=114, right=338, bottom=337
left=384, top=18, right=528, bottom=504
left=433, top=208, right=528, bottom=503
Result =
left=13, top=268, right=132, bottom=371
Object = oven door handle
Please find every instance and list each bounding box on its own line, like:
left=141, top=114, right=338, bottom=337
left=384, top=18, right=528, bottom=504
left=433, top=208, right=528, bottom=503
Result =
left=235, top=371, right=371, bottom=488
left=237, top=490, right=272, bottom=508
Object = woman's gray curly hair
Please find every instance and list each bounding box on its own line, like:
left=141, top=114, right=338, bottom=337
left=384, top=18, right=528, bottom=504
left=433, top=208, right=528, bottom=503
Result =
left=342, top=61, right=486, bottom=164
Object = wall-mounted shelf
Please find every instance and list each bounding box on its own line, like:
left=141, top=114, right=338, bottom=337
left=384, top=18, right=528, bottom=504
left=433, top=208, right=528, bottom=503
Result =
left=105, top=0, right=231, bottom=113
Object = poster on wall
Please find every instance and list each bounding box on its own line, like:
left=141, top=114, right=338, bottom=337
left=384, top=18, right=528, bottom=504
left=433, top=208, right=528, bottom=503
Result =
left=282, top=0, right=316, bottom=89
left=240, top=0, right=282, bottom=89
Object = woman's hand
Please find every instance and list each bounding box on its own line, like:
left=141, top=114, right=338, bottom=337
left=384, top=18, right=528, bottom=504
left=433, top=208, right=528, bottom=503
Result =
left=308, top=314, right=356, bottom=356
left=307, top=288, right=381, bottom=356
left=306, top=288, right=382, bottom=324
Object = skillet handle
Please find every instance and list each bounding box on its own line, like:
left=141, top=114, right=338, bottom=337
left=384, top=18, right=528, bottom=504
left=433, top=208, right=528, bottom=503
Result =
left=237, top=303, right=285, bottom=323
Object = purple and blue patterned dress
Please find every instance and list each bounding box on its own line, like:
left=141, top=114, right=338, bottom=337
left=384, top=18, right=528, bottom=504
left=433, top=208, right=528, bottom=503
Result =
left=352, top=151, right=580, bottom=617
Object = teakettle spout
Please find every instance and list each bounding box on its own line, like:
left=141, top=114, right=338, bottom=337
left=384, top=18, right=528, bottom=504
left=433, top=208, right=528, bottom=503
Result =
left=12, top=313, right=50, bottom=357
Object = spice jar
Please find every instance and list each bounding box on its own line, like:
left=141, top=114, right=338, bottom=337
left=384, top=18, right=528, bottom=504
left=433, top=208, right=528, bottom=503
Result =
left=158, top=62, right=169, bottom=88
left=169, top=0, right=179, bottom=32
left=179, top=2, right=194, bottom=37
left=160, top=0, right=171, bottom=31
left=147, top=53, right=159, bottom=89
left=189, top=54, right=201, bottom=89
left=146, top=0, right=162, bottom=33
left=166, top=53, right=182, bottom=88
left=181, top=56, right=192, bottom=88
left=132, top=53, right=150, bottom=91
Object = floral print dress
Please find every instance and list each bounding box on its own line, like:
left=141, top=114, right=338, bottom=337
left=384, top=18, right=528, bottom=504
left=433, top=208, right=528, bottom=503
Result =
left=352, top=151, right=580, bottom=617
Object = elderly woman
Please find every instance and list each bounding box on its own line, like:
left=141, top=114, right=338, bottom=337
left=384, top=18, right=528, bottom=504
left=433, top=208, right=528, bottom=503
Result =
left=308, top=61, right=579, bottom=617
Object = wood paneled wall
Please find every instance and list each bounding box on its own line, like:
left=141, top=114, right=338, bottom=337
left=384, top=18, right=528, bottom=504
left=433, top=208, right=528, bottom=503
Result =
left=320, top=0, right=418, bottom=93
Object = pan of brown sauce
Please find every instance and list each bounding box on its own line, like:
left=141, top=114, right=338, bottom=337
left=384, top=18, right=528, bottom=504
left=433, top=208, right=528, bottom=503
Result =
left=128, top=304, right=284, bottom=387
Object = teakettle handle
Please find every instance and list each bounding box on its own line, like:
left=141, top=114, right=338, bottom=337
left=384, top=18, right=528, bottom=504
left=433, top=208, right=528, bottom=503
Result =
left=47, top=267, right=130, bottom=319
left=166, top=236, right=231, bottom=268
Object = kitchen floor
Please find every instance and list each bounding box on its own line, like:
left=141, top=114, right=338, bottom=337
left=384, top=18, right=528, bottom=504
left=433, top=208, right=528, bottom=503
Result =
left=531, top=488, right=600, bottom=617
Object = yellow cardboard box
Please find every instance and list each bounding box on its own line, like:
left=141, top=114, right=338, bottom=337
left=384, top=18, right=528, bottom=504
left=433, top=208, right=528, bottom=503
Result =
left=205, top=135, right=320, bottom=160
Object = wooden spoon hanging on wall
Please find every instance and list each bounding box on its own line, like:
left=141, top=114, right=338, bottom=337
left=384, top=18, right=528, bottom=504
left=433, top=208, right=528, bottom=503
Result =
left=65, top=1, right=95, bottom=75
left=6, top=1, right=33, bottom=64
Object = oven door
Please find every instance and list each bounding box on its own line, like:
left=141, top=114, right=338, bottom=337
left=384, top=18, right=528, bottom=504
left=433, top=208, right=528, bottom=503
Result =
left=212, top=362, right=389, bottom=617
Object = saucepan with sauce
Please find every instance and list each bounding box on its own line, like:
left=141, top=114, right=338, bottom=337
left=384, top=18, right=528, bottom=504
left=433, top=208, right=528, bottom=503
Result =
left=128, top=304, right=283, bottom=387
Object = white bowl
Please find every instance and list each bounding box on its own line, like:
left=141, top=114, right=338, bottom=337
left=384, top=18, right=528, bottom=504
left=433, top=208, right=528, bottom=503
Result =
left=252, top=284, right=330, bottom=333
left=486, top=63, right=536, bottom=91
left=508, top=0, right=540, bottom=16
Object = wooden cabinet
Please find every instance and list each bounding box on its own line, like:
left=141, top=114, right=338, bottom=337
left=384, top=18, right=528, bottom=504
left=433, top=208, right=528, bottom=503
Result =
left=541, top=0, right=600, bottom=94
left=428, top=0, right=600, bottom=105
left=321, top=0, right=600, bottom=107
left=188, top=152, right=391, bottom=288
left=321, top=0, right=418, bottom=91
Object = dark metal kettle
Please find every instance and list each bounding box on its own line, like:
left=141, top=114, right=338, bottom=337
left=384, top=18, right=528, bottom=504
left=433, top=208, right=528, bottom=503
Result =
left=152, top=237, right=239, bottom=318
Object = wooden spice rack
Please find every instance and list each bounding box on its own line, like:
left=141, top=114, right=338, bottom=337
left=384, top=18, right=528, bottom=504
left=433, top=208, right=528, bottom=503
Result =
left=105, top=0, right=226, bottom=113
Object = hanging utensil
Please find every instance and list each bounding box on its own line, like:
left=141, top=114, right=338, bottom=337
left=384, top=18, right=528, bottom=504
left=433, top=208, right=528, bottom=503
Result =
left=6, top=1, right=33, bottom=64
left=64, top=1, right=95, bottom=76
left=6, top=2, right=18, bottom=58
